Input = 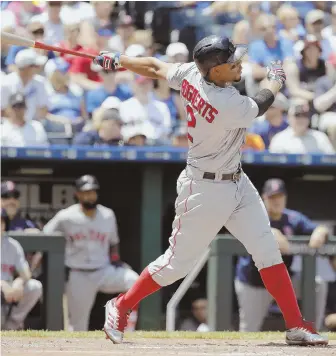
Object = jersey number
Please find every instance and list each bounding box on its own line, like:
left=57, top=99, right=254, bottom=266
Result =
left=186, top=105, right=196, bottom=143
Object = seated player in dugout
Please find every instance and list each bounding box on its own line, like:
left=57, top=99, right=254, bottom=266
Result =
left=94, top=34, right=328, bottom=346
left=235, top=179, right=330, bottom=332
left=42, top=175, right=139, bottom=331
left=1, top=209, right=43, bottom=330
left=1, top=181, right=42, bottom=277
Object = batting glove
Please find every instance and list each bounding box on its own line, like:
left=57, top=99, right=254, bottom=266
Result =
left=267, top=60, right=286, bottom=88
left=93, top=51, right=122, bottom=71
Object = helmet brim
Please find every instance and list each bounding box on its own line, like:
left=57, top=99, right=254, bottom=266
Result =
left=227, top=45, right=248, bottom=63
left=78, top=183, right=100, bottom=192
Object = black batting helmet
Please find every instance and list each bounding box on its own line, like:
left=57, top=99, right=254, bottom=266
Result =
left=1, top=208, right=10, bottom=231
left=75, top=175, right=100, bottom=192
left=193, top=35, right=248, bottom=78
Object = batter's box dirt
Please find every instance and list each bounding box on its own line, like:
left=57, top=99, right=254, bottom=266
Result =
left=1, top=332, right=336, bottom=356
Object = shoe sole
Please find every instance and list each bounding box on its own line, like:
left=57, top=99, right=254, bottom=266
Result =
left=286, top=338, right=328, bottom=346
left=103, top=327, right=122, bottom=344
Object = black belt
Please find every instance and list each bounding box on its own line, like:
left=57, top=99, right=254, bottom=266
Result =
left=203, top=168, right=242, bottom=182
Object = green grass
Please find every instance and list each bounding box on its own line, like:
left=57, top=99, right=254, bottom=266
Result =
left=1, top=330, right=336, bottom=340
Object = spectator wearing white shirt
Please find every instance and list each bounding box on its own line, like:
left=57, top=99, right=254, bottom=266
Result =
left=120, top=75, right=172, bottom=143
left=1, top=49, right=49, bottom=122
left=1, top=93, right=49, bottom=147
left=31, top=1, right=64, bottom=45
left=269, top=101, right=335, bottom=155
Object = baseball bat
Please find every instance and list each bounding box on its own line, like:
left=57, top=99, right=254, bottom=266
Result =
left=1, top=31, right=126, bottom=71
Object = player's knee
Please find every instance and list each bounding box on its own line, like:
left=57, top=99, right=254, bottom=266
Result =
left=150, top=262, right=190, bottom=286
left=124, top=270, right=140, bottom=290
left=249, top=231, right=283, bottom=270
left=26, top=279, right=43, bottom=301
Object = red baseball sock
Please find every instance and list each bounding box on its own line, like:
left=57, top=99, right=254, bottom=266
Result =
left=116, top=267, right=161, bottom=310
left=259, top=262, right=303, bottom=329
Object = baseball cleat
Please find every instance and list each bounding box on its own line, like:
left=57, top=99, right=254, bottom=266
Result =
left=103, top=297, right=131, bottom=344
left=285, top=320, right=328, bottom=346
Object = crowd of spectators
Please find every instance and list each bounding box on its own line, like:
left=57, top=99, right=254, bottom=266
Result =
left=1, top=1, right=336, bottom=154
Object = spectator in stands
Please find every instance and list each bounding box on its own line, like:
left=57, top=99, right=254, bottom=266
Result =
left=276, top=4, right=306, bottom=42
left=322, top=4, right=336, bottom=53
left=85, top=68, right=132, bottom=117
left=284, top=35, right=326, bottom=103
left=241, top=133, right=265, bottom=152
left=231, top=2, right=262, bottom=45
left=269, top=100, right=335, bottom=154
left=166, top=42, right=189, bottom=64
left=313, top=54, right=336, bottom=150
left=123, top=125, right=149, bottom=146
left=6, top=1, right=43, bottom=27
left=1, top=49, right=49, bottom=122
left=108, top=15, right=136, bottom=53
left=44, top=57, right=86, bottom=132
left=73, top=109, right=123, bottom=147
left=5, top=21, right=55, bottom=73
left=153, top=77, right=185, bottom=131
left=249, top=14, right=294, bottom=81
left=300, top=9, right=333, bottom=60
left=249, top=93, right=288, bottom=149
left=179, top=298, right=209, bottom=332
left=1, top=93, right=49, bottom=147
left=69, top=28, right=111, bottom=91
left=55, top=22, right=83, bottom=68
left=120, top=75, right=172, bottom=143
left=85, top=96, right=121, bottom=132
left=1, top=209, right=43, bottom=331
left=30, top=1, right=64, bottom=45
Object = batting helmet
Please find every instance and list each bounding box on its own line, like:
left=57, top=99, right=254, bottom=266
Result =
left=193, top=35, right=248, bottom=78
left=1, top=208, right=10, bottom=231
left=75, top=175, right=100, bottom=192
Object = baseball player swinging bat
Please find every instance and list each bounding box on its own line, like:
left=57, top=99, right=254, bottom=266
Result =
left=1, top=31, right=126, bottom=71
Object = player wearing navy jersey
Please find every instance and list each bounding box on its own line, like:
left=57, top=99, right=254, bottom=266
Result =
left=235, top=179, right=330, bottom=331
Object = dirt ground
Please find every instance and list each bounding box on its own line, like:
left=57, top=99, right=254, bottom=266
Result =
left=1, top=337, right=335, bottom=356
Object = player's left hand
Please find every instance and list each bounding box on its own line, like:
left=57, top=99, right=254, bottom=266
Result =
left=9, top=285, right=24, bottom=302
left=93, top=51, right=121, bottom=71
left=308, top=235, right=326, bottom=249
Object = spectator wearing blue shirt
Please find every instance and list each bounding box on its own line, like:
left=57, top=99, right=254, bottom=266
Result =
left=249, top=93, right=289, bottom=149
left=44, top=57, right=86, bottom=132
left=85, top=69, right=132, bottom=117
left=276, top=5, right=306, bottom=43
left=249, top=13, right=294, bottom=81
left=5, top=21, right=55, bottom=73
left=235, top=179, right=330, bottom=332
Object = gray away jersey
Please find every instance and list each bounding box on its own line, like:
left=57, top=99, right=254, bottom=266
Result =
left=167, top=62, right=259, bottom=173
left=43, top=204, right=120, bottom=269
left=1, top=235, right=29, bottom=283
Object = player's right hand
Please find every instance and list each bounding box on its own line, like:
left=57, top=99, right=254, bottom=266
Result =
left=93, top=51, right=122, bottom=71
left=266, top=61, right=286, bottom=88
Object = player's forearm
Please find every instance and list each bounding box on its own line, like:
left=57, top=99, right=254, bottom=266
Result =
left=119, top=55, right=169, bottom=80
left=309, top=225, right=329, bottom=248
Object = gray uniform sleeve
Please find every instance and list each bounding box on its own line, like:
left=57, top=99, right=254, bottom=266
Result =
left=14, top=240, right=29, bottom=274
left=166, top=62, right=196, bottom=90
left=43, top=211, right=65, bottom=234
left=222, top=88, right=259, bottom=129
left=109, top=211, right=120, bottom=246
